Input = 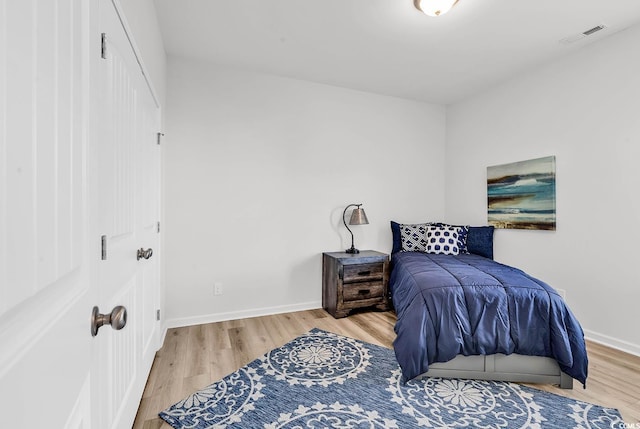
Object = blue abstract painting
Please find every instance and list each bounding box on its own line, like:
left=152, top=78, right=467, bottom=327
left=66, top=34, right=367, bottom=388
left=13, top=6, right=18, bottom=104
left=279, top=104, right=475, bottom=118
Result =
left=487, top=156, right=556, bottom=230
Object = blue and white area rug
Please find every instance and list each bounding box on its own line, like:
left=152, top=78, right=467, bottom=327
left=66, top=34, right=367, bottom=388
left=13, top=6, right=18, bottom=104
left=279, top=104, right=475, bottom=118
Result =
left=160, top=328, right=622, bottom=428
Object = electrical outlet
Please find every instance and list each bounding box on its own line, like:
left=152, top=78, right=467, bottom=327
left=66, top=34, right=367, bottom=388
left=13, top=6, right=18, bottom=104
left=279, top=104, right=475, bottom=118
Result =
left=214, top=282, right=223, bottom=296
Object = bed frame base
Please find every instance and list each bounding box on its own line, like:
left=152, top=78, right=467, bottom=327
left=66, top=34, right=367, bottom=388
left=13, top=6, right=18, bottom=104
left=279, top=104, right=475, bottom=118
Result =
left=419, top=353, right=574, bottom=389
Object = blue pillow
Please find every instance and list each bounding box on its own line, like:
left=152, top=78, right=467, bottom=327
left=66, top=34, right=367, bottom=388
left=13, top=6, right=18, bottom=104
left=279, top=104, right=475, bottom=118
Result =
left=391, top=221, right=402, bottom=254
left=467, top=226, right=495, bottom=259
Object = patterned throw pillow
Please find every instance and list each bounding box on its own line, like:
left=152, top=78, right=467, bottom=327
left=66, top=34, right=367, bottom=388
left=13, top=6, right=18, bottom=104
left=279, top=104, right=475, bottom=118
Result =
left=425, top=224, right=468, bottom=255
left=399, top=223, right=431, bottom=252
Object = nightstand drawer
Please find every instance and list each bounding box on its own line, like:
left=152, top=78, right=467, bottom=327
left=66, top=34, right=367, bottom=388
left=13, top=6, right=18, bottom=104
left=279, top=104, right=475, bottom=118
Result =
left=343, top=282, right=384, bottom=302
left=342, top=263, right=384, bottom=283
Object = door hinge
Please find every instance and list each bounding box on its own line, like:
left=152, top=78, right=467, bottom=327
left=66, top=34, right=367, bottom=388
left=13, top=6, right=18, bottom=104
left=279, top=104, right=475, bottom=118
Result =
left=100, top=33, right=107, bottom=59
left=156, top=221, right=161, bottom=233
left=101, top=235, right=107, bottom=260
left=156, top=309, right=161, bottom=321
left=157, top=132, right=164, bottom=145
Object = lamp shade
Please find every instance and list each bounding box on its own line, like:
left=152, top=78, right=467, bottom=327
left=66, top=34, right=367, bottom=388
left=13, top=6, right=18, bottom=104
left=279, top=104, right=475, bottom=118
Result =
left=414, top=0, right=459, bottom=17
left=349, top=207, right=369, bottom=226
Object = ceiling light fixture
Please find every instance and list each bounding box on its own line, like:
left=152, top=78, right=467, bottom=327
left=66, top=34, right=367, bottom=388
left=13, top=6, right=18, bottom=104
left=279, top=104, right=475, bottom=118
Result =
left=414, top=0, right=459, bottom=17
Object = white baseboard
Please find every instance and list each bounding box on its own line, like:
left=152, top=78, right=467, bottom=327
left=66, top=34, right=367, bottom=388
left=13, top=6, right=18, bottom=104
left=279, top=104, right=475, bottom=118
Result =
left=584, top=328, right=640, bottom=357
left=162, top=301, right=323, bottom=335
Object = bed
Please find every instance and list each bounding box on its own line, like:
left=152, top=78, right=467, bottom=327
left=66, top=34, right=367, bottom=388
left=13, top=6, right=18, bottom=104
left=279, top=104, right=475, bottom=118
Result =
left=389, top=222, right=588, bottom=389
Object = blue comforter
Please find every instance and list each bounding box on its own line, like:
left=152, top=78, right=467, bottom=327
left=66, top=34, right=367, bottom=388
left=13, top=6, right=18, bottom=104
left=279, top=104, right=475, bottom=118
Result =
left=390, top=252, right=588, bottom=386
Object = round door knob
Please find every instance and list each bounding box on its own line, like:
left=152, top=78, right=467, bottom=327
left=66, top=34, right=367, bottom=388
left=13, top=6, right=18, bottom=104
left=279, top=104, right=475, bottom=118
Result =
left=91, top=305, right=127, bottom=337
left=137, top=248, right=153, bottom=260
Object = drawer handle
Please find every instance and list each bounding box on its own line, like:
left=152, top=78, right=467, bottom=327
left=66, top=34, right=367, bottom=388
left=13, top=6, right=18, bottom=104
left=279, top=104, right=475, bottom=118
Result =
left=357, top=270, right=371, bottom=276
left=358, top=289, right=370, bottom=295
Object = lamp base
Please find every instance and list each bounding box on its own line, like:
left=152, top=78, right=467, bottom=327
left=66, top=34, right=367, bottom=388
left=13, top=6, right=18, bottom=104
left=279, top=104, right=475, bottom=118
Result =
left=345, top=247, right=360, bottom=254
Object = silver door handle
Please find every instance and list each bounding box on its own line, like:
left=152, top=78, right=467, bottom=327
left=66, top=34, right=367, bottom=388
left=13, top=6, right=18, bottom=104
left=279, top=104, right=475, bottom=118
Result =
left=91, top=305, right=127, bottom=337
left=137, top=248, right=153, bottom=260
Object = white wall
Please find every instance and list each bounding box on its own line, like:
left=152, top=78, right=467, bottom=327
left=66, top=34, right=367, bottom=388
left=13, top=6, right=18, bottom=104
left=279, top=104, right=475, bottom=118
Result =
left=446, top=24, right=640, bottom=355
left=163, top=57, right=446, bottom=325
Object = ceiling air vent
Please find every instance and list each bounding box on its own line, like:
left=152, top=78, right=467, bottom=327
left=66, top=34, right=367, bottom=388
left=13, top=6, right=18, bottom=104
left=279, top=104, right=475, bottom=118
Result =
left=582, top=25, right=606, bottom=36
left=559, top=24, right=607, bottom=45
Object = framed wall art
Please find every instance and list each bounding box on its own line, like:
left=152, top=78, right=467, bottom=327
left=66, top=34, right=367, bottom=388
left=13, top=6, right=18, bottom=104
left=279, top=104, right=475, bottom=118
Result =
left=487, top=156, right=556, bottom=230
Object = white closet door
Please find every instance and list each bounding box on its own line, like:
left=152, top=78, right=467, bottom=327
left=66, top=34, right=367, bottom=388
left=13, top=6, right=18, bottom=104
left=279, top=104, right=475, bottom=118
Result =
left=90, top=0, right=162, bottom=428
left=0, top=0, right=93, bottom=427
left=0, top=0, right=161, bottom=427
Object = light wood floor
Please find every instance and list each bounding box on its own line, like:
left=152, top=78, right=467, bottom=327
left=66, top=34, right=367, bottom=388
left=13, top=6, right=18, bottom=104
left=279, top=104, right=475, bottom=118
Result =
left=133, top=309, right=640, bottom=428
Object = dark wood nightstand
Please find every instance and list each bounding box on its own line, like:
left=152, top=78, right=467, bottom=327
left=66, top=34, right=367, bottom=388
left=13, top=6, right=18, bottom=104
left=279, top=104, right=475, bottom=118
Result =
left=322, top=250, right=390, bottom=318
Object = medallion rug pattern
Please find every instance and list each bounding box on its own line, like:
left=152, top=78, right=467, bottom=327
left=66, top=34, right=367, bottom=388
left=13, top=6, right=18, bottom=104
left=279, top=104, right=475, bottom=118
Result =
left=160, top=329, right=621, bottom=428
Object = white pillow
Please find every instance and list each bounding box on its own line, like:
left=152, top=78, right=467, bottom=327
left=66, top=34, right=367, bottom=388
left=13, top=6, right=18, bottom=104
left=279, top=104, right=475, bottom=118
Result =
left=425, top=224, right=465, bottom=255
left=400, top=223, right=431, bottom=252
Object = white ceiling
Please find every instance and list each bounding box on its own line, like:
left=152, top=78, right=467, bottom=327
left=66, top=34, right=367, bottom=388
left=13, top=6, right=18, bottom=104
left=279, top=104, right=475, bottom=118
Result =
left=153, top=0, right=640, bottom=105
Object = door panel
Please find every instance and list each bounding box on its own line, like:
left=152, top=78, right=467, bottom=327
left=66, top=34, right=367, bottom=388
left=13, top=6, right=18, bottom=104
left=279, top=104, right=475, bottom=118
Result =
left=93, top=1, right=161, bottom=428
left=0, top=0, right=91, bottom=427
left=137, top=68, right=162, bottom=364
left=64, top=378, right=92, bottom=429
